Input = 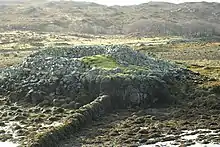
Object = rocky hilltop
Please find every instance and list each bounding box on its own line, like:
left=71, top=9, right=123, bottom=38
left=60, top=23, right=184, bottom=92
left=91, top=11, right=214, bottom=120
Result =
left=0, top=45, right=196, bottom=109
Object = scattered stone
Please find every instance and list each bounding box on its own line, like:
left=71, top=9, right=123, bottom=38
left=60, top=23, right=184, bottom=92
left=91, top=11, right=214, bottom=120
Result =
left=62, top=101, right=76, bottom=109
left=201, top=140, right=211, bottom=144
left=128, top=144, right=139, bottom=147
left=15, top=129, right=28, bottom=136
left=10, top=106, right=19, bottom=110
left=53, top=107, right=65, bottom=114
left=13, top=124, right=22, bottom=130
left=184, top=140, right=196, bottom=146
left=15, top=109, right=23, bottom=113
left=145, top=139, right=160, bottom=144
left=74, top=103, right=81, bottom=109
left=0, top=134, right=13, bottom=142
left=39, top=99, right=50, bottom=107
left=32, top=107, right=41, bottom=113
left=109, top=130, right=120, bottom=136
left=42, top=109, right=52, bottom=114
left=138, top=128, right=148, bottom=134
left=0, top=129, right=6, bottom=134
left=48, top=116, right=59, bottom=121
left=33, top=117, right=43, bottom=123
left=0, top=122, right=5, bottom=126
left=162, top=135, right=178, bottom=142
left=10, top=115, right=26, bottom=121
left=139, top=138, right=148, bottom=143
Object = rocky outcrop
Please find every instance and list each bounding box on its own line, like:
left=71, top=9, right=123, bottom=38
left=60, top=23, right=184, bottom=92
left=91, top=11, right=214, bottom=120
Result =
left=0, top=45, right=195, bottom=108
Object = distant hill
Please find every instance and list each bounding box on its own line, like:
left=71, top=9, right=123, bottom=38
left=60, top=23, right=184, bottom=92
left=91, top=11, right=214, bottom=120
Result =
left=0, top=1, right=220, bottom=37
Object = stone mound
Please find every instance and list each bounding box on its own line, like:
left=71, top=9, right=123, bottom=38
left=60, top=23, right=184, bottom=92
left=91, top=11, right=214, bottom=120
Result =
left=0, top=45, right=193, bottom=108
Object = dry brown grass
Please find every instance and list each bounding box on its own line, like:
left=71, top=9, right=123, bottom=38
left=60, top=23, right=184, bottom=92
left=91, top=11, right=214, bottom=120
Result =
left=0, top=51, right=32, bottom=67
left=0, top=31, right=180, bottom=68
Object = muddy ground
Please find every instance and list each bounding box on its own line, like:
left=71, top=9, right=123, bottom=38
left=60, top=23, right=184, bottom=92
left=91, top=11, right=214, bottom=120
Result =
left=59, top=106, right=220, bottom=147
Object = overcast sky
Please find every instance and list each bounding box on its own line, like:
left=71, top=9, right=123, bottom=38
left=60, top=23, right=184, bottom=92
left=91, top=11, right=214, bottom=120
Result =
left=74, top=0, right=220, bottom=6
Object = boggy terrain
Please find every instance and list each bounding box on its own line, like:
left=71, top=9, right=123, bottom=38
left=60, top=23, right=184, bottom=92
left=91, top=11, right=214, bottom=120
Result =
left=60, top=107, right=220, bottom=147
left=0, top=38, right=220, bottom=146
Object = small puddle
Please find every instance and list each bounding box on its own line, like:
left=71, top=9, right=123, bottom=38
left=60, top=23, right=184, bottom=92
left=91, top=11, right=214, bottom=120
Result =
left=180, top=129, right=218, bottom=140
left=41, top=122, right=62, bottom=128
left=141, top=142, right=220, bottom=147
left=0, top=120, right=62, bottom=146
left=0, top=121, right=26, bottom=139
left=139, top=129, right=220, bottom=147
left=0, top=142, right=19, bottom=147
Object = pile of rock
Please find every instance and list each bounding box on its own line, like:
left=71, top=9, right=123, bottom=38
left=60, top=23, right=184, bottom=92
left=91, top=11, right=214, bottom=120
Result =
left=0, top=45, right=195, bottom=108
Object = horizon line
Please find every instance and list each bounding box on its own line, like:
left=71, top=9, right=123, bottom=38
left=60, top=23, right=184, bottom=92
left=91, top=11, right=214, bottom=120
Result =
left=71, top=0, right=220, bottom=6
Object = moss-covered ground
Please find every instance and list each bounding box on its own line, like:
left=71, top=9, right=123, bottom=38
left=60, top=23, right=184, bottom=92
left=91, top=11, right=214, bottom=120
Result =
left=81, top=55, right=121, bottom=70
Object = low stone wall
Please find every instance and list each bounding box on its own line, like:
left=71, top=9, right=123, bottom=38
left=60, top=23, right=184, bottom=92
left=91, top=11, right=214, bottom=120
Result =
left=28, top=95, right=112, bottom=147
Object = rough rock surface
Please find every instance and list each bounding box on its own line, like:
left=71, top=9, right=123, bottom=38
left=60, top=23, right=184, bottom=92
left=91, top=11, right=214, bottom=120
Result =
left=0, top=45, right=195, bottom=108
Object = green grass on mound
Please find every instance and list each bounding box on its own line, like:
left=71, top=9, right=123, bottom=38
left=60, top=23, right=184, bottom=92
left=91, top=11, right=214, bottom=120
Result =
left=81, top=55, right=121, bottom=70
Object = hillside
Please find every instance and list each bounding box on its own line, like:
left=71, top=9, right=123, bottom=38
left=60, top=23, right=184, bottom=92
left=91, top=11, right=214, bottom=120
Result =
left=0, top=1, right=220, bottom=37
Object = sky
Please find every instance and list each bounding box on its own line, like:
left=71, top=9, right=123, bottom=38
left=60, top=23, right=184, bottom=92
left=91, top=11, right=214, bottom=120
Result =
left=74, top=0, right=220, bottom=6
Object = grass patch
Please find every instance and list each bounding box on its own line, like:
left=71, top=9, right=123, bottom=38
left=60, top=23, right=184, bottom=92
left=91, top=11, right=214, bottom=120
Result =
left=81, top=55, right=121, bottom=70
left=81, top=55, right=149, bottom=73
